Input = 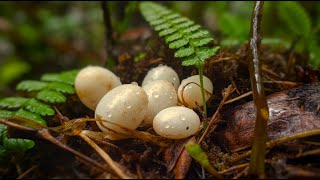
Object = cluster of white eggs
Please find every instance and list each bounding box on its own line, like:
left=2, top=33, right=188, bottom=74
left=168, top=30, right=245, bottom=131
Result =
left=75, top=65, right=213, bottom=140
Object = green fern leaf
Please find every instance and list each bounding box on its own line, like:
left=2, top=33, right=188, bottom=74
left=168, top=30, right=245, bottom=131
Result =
left=41, top=70, right=78, bottom=86
left=174, top=47, right=195, bottom=58
left=164, top=13, right=180, bottom=20
left=36, top=90, right=66, bottom=104
left=182, top=55, right=199, bottom=66
left=3, top=138, right=35, bottom=151
left=150, top=19, right=165, bottom=26
left=16, top=80, right=48, bottom=92
left=159, top=28, right=177, bottom=37
left=189, top=30, right=209, bottom=39
left=140, top=2, right=220, bottom=68
left=14, top=109, right=47, bottom=126
left=190, top=37, right=214, bottom=47
left=197, top=46, right=220, bottom=62
left=155, top=23, right=172, bottom=31
left=169, top=39, right=189, bottom=49
left=176, top=21, right=194, bottom=29
left=165, top=32, right=183, bottom=43
left=0, top=110, right=14, bottom=119
left=171, top=17, right=188, bottom=24
left=23, top=99, right=55, bottom=116
left=47, top=82, right=75, bottom=94
left=181, top=25, right=201, bottom=34
left=0, top=97, right=28, bottom=109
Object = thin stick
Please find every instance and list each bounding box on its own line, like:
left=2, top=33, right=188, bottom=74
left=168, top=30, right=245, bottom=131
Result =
left=0, top=119, right=36, bottom=132
left=198, top=85, right=234, bottom=143
left=223, top=91, right=253, bottom=105
left=218, top=163, right=249, bottom=175
left=79, top=132, right=131, bottom=179
left=16, top=165, right=38, bottom=179
left=230, top=129, right=320, bottom=164
left=37, top=129, right=110, bottom=173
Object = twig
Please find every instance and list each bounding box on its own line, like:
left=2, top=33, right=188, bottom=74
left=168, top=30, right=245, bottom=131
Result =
left=223, top=91, right=252, bottom=105
left=16, top=165, right=38, bottom=179
left=79, top=132, right=132, bottom=179
left=218, top=163, right=249, bottom=175
left=230, top=129, right=320, bottom=164
left=198, top=85, right=234, bottom=143
left=0, top=119, right=36, bottom=132
left=37, top=129, right=110, bottom=174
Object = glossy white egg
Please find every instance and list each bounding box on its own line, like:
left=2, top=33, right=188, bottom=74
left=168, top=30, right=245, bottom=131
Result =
left=142, top=80, right=178, bottom=125
left=142, top=65, right=180, bottom=91
left=177, top=75, right=213, bottom=108
left=75, top=66, right=122, bottom=110
left=95, top=84, right=148, bottom=139
left=153, top=106, right=200, bottom=139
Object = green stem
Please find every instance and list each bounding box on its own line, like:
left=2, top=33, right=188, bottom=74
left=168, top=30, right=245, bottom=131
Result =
left=198, top=64, right=207, bottom=129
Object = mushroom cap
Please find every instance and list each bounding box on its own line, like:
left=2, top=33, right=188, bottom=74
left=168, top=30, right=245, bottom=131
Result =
left=142, top=80, right=178, bottom=125
left=75, top=66, right=121, bottom=110
left=177, top=75, right=213, bottom=108
left=142, top=65, right=180, bottom=91
left=153, top=106, right=200, bottom=139
left=95, top=84, right=148, bottom=138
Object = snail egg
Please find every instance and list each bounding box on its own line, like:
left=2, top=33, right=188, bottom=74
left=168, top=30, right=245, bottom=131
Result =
left=178, top=75, right=213, bottom=108
left=142, top=65, right=180, bottom=91
left=95, top=84, right=148, bottom=139
left=142, top=80, right=178, bottom=125
left=153, top=106, right=200, bottom=139
left=75, top=66, right=122, bottom=110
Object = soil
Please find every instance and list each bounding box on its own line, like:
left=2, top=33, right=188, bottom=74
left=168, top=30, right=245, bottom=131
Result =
left=1, top=25, right=320, bottom=179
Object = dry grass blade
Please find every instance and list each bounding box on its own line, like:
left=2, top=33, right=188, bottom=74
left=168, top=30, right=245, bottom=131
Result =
left=198, top=85, right=234, bottom=143
left=230, top=129, right=320, bottom=164
left=79, top=132, right=132, bottom=179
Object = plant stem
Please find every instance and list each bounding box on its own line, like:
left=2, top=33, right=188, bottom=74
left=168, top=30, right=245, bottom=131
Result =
left=198, top=64, right=207, bottom=129
left=101, top=1, right=114, bottom=66
left=247, top=1, right=268, bottom=179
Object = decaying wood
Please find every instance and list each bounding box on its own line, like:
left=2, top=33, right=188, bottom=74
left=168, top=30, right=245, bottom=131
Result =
left=216, top=83, right=320, bottom=152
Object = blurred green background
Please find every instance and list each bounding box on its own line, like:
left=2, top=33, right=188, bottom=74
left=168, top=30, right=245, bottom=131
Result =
left=0, top=1, right=319, bottom=97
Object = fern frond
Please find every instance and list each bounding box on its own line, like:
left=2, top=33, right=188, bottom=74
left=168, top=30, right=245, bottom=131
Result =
left=2, top=134, right=35, bottom=151
left=24, top=99, right=55, bottom=116
left=36, top=90, right=66, bottom=104
left=16, top=80, right=48, bottom=92
left=140, top=2, right=219, bottom=67
left=0, top=97, right=28, bottom=109
left=14, top=109, right=47, bottom=126
left=47, top=82, right=75, bottom=94
left=41, top=69, right=79, bottom=86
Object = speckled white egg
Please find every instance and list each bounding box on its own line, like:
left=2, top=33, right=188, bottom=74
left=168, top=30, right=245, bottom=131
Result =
left=142, top=65, right=180, bottom=90
left=95, top=84, right=148, bottom=139
left=153, top=106, right=200, bottom=139
left=75, top=66, right=122, bottom=110
left=142, top=80, right=178, bottom=125
left=178, top=75, right=213, bottom=108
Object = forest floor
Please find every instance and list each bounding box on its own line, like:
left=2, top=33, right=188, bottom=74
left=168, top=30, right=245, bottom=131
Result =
left=1, top=25, right=320, bottom=179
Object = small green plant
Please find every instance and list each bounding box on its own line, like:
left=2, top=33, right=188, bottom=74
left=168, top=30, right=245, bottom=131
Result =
left=0, top=124, right=35, bottom=163
left=139, top=2, right=220, bottom=124
left=0, top=69, right=79, bottom=126
left=276, top=1, right=320, bottom=68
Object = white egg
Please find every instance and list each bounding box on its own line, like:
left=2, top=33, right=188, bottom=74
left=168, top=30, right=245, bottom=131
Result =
left=95, top=84, right=148, bottom=139
left=75, top=66, right=122, bottom=110
left=142, top=80, right=178, bottom=125
left=177, top=75, right=213, bottom=108
left=142, top=65, right=180, bottom=91
left=153, top=106, right=200, bottom=139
